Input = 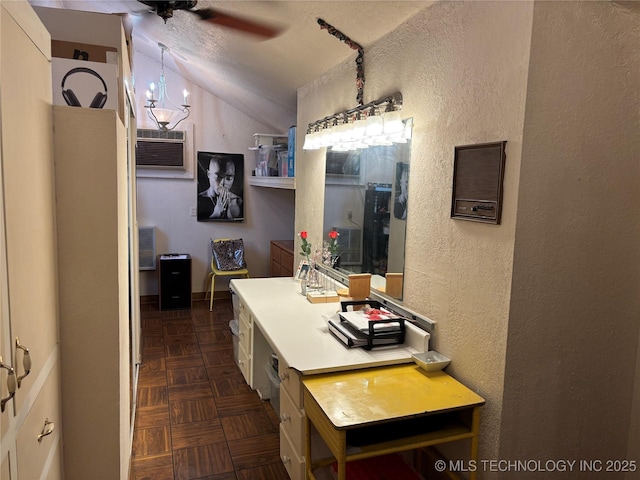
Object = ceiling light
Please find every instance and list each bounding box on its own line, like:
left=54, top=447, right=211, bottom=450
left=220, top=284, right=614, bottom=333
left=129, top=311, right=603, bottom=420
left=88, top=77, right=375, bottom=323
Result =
left=145, top=43, right=191, bottom=131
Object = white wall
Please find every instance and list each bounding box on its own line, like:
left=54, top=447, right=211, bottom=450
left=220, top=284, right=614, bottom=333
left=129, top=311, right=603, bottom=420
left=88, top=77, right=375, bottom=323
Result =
left=296, top=0, right=639, bottom=473
left=134, top=50, right=295, bottom=296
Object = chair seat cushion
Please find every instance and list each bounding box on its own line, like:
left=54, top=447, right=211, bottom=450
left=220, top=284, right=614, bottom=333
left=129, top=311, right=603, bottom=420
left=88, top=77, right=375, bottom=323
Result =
left=211, top=239, right=247, bottom=271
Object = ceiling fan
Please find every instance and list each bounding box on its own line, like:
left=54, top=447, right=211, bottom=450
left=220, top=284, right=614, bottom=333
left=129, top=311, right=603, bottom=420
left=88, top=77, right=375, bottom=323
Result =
left=137, top=1, right=282, bottom=39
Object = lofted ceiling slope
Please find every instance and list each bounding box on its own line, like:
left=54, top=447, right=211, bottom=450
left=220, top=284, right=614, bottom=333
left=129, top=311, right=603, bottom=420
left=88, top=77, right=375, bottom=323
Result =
left=28, top=1, right=430, bottom=132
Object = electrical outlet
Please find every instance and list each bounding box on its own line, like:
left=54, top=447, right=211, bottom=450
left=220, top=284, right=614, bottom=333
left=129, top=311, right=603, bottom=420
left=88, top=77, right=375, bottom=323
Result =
left=190, top=206, right=197, bottom=217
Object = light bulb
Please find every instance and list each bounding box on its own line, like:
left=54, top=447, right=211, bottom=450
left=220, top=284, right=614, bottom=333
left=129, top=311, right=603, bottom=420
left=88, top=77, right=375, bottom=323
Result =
left=383, top=110, right=403, bottom=135
left=153, top=108, right=174, bottom=124
left=365, top=114, right=384, bottom=138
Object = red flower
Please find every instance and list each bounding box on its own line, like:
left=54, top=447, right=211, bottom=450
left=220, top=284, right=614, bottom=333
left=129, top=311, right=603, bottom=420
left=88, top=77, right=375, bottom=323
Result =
left=327, top=230, right=340, bottom=255
left=298, top=231, right=311, bottom=259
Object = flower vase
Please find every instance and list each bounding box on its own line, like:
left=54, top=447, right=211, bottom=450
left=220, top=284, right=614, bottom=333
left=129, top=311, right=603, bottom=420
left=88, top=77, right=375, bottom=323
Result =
left=306, top=261, right=325, bottom=293
left=331, top=254, right=341, bottom=269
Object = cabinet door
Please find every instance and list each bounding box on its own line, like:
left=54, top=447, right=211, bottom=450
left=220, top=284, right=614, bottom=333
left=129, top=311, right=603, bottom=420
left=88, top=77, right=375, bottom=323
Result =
left=0, top=4, right=62, bottom=479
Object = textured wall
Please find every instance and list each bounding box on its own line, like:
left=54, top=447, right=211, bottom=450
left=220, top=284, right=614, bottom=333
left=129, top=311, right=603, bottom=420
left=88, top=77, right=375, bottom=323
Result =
left=296, top=0, right=639, bottom=473
left=298, top=1, right=534, bottom=462
left=501, top=1, right=640, bottom=477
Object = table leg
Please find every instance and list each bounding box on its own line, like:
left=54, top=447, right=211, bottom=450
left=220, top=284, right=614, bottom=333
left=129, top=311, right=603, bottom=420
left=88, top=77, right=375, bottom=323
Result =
left=305, top=415, right=312, bottom=479
left=469, top=407, right=481, bottom=480
left=336, top=429, right=347, bottom=480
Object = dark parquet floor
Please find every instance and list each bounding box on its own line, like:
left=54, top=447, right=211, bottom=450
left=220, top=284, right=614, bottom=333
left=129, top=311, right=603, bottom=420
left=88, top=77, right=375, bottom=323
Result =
left=129, top=298, right=290, bottom=480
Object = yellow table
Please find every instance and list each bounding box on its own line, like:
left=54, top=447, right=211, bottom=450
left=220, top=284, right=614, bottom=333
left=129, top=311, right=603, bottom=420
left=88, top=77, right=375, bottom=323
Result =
left=303, top=364, right=485, bottom=480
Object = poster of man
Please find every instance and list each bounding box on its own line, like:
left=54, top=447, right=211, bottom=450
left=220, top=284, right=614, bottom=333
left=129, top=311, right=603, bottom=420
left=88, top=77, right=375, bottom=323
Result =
left=394, top=162, right=409, bottom=220
left=197, top=152, right=244, bottom=221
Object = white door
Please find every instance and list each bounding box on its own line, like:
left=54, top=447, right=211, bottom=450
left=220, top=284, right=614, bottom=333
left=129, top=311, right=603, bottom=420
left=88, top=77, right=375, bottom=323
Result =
left=0, top=3, right=63, bottom=479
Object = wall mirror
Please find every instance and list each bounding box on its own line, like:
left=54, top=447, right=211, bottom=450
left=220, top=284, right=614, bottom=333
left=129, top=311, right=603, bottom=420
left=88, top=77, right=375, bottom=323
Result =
left=323, top=119, right=412, bottom=301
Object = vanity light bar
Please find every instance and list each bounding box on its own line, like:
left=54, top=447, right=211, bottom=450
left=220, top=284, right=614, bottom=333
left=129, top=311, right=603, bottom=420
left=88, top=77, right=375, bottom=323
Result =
left=303, top=92, right=405, bottom=151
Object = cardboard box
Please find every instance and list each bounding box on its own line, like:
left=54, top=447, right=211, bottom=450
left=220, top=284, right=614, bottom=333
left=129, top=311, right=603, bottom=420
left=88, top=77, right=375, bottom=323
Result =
left=307, top=291, right=340, bottom=303
left=52, top=58, right=118, bottom=110
left=52, top=40, right=118, bottom=64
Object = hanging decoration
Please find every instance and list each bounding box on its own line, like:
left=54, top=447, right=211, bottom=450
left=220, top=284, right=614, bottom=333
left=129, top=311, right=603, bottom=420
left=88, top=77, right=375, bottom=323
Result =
left=304, top=20, right=408, bottom=152
left=317, top=18, right=365, bottom=106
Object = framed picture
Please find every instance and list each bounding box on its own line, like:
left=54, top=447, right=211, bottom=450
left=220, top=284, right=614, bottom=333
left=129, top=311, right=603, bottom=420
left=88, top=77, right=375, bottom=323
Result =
left=393, top=162, right=409, bottom=220
left=326, top=150, right=361, bottom=176
left=294, top=260, right=310, bottom=282
left=197, top=152, right=245, bottom=221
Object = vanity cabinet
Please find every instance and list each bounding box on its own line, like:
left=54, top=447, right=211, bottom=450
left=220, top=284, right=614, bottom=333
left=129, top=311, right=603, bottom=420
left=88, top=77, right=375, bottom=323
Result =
left=278, top=359, right=306, bottom=480
left=270, top=240, right=295, bottom=277
left=237, top=300, right=253, bottom=385
left=230, top=277, right=430, bottom=480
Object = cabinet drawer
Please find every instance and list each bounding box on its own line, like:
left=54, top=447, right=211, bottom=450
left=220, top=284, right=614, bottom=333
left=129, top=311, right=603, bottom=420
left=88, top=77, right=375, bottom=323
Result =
left=270, top=243, right=281, bottom=264
left=280, top=385, right=305, bottom=453
left=280, top=424, right=305, bottom=480
left=238, top=315, right=252, bottom=353
left=238, top=344, right=252, bottom=384
left=16, top=366, right=61, bottom=480
left=279, top=359, right=303, bottom=410
left=239, top=308, right=251, bottom=327
left=280, top=250, right=294, bottom=276
left=238, top=299, right=247, bottom=319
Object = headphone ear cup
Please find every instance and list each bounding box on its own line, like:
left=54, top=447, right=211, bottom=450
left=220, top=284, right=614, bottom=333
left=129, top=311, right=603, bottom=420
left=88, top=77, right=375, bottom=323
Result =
left=62, top=89, right=81, bottom=107
left=89, top=92, right=107, bottom=109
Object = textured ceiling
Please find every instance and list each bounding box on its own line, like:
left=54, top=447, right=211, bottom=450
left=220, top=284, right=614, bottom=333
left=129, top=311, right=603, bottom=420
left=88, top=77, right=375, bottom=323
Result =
left=29, top=1, right=429, bottom=131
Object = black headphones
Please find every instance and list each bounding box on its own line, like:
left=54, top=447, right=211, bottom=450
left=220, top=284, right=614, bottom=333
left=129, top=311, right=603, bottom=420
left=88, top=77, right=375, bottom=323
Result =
left=61, top=67, right=108, bottom=109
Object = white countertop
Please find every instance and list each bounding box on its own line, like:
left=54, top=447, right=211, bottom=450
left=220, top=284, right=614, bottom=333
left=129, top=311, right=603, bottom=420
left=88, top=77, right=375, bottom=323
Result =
left=230, top=277, right=429, bottom=375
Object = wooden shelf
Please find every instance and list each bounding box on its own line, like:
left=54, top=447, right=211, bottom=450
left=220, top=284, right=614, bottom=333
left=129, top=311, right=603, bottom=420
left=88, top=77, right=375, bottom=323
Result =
left=249, top=176, right=295, bottom=189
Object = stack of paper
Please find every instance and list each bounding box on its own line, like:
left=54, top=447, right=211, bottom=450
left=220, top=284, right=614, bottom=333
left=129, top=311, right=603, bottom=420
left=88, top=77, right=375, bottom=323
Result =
left=327, top=320, right=400, bottom=349
left=338, top=308, right=404, bottom=334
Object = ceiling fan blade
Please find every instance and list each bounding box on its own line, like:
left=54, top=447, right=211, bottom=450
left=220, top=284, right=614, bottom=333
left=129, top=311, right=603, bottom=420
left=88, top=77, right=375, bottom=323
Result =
left=188, top=8, right=282, bottom=39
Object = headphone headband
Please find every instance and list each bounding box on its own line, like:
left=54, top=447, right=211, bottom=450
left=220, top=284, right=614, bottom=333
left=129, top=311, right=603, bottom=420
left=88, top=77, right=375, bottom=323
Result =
left=61, top=67, right=108, bottom=92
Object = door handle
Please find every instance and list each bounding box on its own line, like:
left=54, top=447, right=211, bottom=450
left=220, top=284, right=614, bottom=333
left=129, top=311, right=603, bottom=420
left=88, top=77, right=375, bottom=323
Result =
left=38, top=419, right=55, bottom=442
left=0, top=355, right=16, bottom=412
left=15, top=338, right=31, bottom=388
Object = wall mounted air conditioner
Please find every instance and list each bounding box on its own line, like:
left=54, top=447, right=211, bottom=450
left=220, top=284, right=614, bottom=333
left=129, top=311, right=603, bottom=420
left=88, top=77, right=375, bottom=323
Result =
left=136, top=128, right=186, bottom=169
left=135, top=123, right=194, bottom=179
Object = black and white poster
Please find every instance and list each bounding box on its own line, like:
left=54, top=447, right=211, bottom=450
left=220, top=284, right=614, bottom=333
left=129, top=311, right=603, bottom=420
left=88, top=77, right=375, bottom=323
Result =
left=197, top=152, right=244, bottom=221
left=393, top=162, right=409, bottom=220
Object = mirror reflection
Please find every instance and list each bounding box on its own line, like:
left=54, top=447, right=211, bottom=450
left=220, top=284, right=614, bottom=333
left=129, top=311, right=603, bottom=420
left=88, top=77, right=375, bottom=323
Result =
left=323, top=120, right=411, bottom=300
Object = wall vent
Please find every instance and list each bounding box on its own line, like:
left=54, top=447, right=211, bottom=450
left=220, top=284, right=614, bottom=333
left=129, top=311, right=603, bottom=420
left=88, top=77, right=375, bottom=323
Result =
left=136, top=129, right=185, bottom=169
left=138, top=226, right=156, bottom=270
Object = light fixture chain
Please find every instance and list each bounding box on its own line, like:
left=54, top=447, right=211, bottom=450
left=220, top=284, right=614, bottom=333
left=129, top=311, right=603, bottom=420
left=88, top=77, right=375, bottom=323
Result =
left=317, top=18, right=365, bottom=106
